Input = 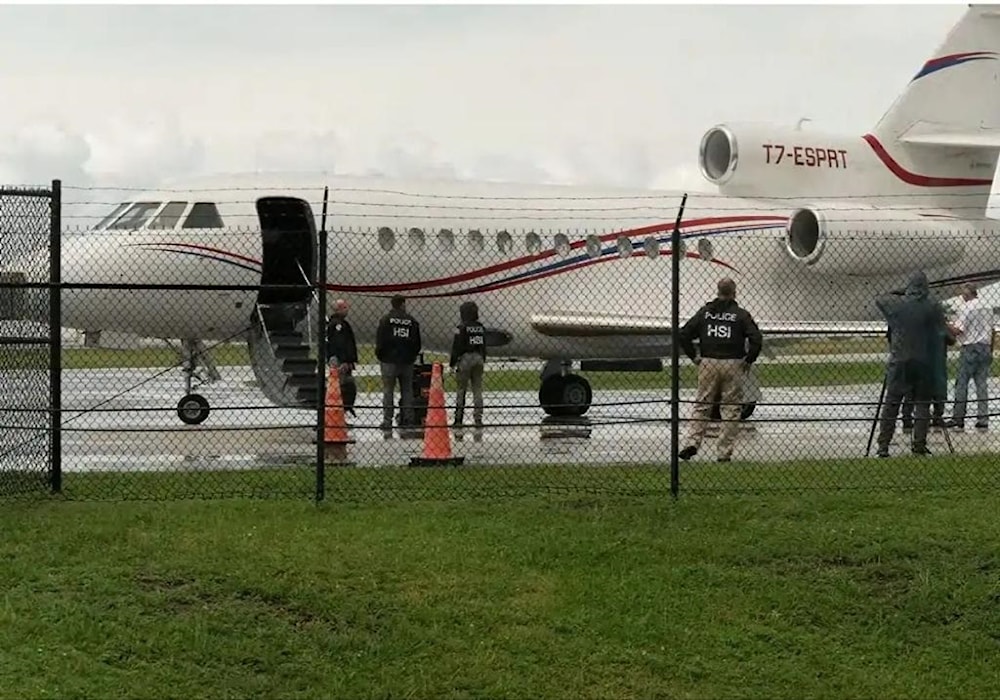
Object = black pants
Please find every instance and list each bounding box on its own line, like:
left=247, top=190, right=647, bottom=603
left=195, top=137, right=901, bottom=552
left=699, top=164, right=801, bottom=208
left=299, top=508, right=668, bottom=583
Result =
left=877, top=359, right=933, bottom=451
left=901, top=391, right=944, bottom=428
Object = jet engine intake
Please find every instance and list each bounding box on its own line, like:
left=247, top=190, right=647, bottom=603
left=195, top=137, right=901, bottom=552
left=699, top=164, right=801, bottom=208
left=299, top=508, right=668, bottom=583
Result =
left=783, top=205, right=965, bottom=276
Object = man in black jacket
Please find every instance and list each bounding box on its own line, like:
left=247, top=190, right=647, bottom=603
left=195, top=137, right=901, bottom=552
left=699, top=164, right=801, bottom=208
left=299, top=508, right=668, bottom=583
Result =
left=677, top=278, right=763, bottom=462
left=449, top=300, right=487, bottom=435
left=375, top=294, right=422, bottom=437
left=873, top=270, right=948, bottom=457
left=326, top=298, right=358, bottom=416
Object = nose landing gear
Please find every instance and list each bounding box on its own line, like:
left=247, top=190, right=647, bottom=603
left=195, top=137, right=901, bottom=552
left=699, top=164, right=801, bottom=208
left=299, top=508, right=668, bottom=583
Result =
left=177, top=393, right=210, bottom=425
left=172, top=338, right=219, bottom=425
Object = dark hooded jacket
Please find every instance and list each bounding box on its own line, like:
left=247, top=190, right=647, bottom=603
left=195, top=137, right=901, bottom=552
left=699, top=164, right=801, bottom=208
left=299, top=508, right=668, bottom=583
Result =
left=876, top=271, right=947, bottom=364
left=325, top=313, right=358, bottom=364
left=449, top=301, right=486, bottom=368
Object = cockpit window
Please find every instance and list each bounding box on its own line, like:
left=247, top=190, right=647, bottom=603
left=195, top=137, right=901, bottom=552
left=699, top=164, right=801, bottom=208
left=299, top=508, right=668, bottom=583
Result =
left=95, top=202, right=130, bottom=230
left=149, top=201, right=189, bottom=230
left=182, top=202, right=224, bottom=229
left=106, top=202, right=162, bottom=231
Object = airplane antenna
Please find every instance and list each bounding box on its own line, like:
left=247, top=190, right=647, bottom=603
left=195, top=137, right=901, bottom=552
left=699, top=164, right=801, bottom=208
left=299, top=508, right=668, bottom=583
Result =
left=795, top=117, right=812, bottom=131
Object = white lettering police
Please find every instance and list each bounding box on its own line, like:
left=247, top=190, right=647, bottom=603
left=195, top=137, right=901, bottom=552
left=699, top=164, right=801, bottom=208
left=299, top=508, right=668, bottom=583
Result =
left=390, top=317, right=411, bottom=338
left=704, top=310, right=735, bottom=339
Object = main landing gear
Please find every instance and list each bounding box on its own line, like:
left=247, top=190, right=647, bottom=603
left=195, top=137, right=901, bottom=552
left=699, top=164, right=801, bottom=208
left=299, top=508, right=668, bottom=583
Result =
left=539, top=360, right=593, bottom=418
left=171, top=338, right=220, bottom=425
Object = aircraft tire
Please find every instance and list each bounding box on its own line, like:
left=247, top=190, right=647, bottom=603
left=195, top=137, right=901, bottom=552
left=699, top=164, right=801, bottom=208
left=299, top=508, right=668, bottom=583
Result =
left=177, top=393, right=210, bottom=425
left=539, top=374, right=592, bottom=417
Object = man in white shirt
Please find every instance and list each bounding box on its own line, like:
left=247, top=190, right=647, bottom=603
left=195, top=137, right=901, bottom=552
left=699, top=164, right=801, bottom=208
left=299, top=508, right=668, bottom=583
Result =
left=945, top=284, right=994, bottom=431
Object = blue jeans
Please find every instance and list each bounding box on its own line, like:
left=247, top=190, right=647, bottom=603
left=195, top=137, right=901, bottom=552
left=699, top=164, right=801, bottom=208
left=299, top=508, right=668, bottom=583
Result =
left=953, top=343, right=992, bottom=426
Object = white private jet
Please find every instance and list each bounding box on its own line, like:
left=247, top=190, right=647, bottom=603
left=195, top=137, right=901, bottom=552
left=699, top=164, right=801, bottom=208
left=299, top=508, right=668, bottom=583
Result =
left=7, top=4, right=1000, bottom=425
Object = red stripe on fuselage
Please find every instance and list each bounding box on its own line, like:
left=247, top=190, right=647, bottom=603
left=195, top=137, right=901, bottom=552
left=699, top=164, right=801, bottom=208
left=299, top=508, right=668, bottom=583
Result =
left=862, top=134, right=992, bottom=187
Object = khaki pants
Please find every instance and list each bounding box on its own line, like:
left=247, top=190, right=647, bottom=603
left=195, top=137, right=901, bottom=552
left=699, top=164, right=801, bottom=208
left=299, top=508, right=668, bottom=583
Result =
left=685, top=358, right=746, bottom=459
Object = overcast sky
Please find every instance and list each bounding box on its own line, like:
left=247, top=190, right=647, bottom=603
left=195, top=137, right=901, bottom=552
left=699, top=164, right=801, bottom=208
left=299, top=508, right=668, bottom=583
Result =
left=0, top=3, right=967, bottom=199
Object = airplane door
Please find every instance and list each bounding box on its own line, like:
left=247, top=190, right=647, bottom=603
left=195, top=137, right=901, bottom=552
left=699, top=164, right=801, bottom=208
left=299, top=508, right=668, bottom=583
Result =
left=255, top=197, right=317, bottom=308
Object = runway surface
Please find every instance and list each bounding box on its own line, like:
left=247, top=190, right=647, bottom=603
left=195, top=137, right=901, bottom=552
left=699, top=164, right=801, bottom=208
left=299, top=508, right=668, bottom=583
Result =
left=3, top=364, right=999, bottom=472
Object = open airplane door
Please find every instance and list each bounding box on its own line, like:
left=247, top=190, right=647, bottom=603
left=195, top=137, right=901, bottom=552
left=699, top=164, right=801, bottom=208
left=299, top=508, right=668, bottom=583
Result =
left=255, top=197, right=317, bottom=323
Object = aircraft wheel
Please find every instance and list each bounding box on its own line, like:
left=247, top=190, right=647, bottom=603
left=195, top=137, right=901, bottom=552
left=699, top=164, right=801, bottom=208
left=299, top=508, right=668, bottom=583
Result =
left=177, top=393, right=210, bottom=425
left=539, top=375, right=592, bottom=417
left=560, top=375, right=592, bottom=417
left=539, top=375, right=563, bottom=416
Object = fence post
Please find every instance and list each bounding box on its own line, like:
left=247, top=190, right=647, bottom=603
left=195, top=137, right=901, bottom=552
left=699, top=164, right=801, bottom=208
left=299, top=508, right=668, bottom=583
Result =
left=315, top=187, right=330, bottom=503
left=670, top=193, right=688, bottom=500
left=48, top=179, right=62, bottom=495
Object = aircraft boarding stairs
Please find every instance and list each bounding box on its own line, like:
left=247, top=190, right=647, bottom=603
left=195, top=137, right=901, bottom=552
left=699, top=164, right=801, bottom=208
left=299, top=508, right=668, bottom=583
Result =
left=247, top=300, right=324, bottom=410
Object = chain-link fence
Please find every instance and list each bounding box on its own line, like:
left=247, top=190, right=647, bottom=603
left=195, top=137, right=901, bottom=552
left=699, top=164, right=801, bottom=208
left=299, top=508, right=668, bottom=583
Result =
left=0, top=182, right=58, bottom=499
left=4, top=180, right=999, bottom=502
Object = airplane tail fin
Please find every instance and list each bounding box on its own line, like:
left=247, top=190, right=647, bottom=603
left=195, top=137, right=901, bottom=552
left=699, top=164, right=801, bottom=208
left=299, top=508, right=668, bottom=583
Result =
left=872, top=5, right=1000, bottom=148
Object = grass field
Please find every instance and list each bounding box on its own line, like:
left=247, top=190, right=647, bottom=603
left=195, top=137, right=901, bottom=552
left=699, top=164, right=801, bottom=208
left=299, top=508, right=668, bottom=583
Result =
left=2, top=459, right=1000, bottom=699
left=3, top=338, right=998, bottom=393
left=49, top=345, right=1000, bottom=392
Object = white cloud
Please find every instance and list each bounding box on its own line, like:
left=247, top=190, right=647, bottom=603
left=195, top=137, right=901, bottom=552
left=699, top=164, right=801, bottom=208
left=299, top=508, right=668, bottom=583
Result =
left=0, top=4, right=974, bottom=196
left=0, top=123, right=91, bottom=186
left=84, top=116, right=204, bottom=187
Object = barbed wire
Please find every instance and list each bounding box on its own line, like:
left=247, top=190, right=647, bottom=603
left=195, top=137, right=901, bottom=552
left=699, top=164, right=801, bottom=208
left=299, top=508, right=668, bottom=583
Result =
left=57, top=183, right=1000, bottom=203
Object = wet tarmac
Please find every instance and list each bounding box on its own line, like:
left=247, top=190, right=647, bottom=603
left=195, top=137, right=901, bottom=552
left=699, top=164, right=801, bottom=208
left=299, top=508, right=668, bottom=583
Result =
left=3, top=365, right=999, bottom=472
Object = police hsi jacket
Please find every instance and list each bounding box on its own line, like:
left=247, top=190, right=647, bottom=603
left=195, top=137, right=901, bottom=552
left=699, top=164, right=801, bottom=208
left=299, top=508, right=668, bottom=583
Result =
left=449, top=322, right=486, bottom=368
left=678, top=298, right=763, bottom=364
left=375, top=310, right=422, bottom=365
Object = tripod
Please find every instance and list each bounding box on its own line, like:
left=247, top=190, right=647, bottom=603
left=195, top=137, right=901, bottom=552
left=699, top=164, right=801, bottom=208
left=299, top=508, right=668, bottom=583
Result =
left=866, top=361, right=954, bottom=456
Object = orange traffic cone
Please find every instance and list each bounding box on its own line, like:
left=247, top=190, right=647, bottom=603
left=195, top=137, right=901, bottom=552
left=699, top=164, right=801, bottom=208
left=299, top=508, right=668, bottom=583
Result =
left=323, top=363, right=355, bottom=463
left=410, top=362, right=465, bottom=467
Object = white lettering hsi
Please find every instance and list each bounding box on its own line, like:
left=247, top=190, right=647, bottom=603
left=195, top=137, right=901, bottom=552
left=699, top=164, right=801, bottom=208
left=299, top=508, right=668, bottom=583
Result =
left=706, top=323, right=731, bottom=339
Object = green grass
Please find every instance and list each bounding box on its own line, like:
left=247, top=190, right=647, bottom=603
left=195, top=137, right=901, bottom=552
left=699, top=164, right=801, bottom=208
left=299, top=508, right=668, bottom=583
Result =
left=2, top=459, right=1000, bottom=699
left=9, top=452, right=994, bottom=503
left=2, top=342, right=999, bottom=393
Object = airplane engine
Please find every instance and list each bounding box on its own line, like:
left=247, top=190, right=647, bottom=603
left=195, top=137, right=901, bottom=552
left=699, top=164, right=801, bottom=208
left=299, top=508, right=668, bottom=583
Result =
left=783, top=204, right=966, bottom=276
left=698, top=123, right=854, bottom=197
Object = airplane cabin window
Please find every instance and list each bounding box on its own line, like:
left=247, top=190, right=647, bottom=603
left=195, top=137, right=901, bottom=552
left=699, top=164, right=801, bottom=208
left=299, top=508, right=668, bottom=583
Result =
left=149, top=201, right=189, bottom=230
left=643, top=236, right=659, bottom=259
left=496, top=230, right=513, bottom=253
left=182, top=202, right=225, bottom=229
left=437, top=229, right=455, bottom=251
left=468, top=229, right=484, bottom=251
left=408, top=227, right=425, bottom=249
left=525, top=232, right=542, bottom=255
left=106, top=202, right=162, bottom=231
left=697, top=237, right=714, bottom=261
left=378, top=226, right=395, bottom=251
left=554, top=234, right=571, bottom=256
left=616, top=235, right=632, bottom=258
left=95, top=203, right=131, bottom=230
left=585, top=234, right=602, bottom=258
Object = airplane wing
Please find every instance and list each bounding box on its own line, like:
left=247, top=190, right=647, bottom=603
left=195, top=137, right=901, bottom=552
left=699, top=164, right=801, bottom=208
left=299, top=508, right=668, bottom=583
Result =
left=530, top=311, right=888, bottom=338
